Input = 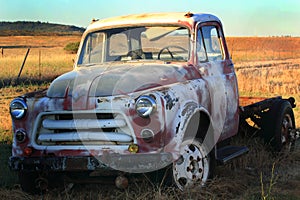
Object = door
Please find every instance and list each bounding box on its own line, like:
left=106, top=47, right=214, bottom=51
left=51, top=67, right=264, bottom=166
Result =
left=196, top=22, right=239, bottom=142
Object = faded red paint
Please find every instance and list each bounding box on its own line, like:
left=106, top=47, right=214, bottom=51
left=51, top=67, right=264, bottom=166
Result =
left=9, top=12, right=243, bottom=183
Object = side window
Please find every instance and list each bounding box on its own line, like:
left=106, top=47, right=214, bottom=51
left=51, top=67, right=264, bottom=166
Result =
left=201, top=25, right=224, bottom=62
left=196, top=29, right=207, bottom=62
left=79, top=32, right=104, bottom=64
left=109, top=33, right=128, bottom=56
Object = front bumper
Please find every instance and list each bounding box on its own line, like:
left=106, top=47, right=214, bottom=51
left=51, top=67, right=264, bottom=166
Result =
left=9, top=152, right=173, bottom=174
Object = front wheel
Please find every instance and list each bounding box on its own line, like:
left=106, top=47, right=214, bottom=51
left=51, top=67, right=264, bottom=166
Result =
left=18, top=172, right=39, bottom=194
left=172, top=139, right=214, bottom=190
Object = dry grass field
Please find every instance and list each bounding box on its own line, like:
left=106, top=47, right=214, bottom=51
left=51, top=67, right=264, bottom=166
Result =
left=0, top=36, right=300, bottom=199
left=0, top=36, right=80, bottom=140
left=235, top=59, right=300, bottom=128
left=227, top=37, right=300, bottom=62
left=0, top=36, right=80, bottom=80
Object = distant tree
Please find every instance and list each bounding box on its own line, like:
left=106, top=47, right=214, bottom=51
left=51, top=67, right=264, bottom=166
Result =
left=64, top=42, right=80, bottom=54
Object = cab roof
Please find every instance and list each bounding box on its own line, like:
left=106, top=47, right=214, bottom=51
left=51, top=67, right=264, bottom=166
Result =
left=86, top=12, right=221, bottom=32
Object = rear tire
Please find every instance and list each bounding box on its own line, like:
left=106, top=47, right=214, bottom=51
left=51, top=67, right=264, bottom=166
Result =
left=263, top=100, right=296, bottom=152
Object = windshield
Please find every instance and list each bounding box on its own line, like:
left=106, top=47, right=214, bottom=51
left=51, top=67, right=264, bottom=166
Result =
left=78, top=26, right=189, bottom=65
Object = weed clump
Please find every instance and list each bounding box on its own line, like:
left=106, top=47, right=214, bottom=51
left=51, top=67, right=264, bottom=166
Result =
left=64, top=42, right=80, bottom=54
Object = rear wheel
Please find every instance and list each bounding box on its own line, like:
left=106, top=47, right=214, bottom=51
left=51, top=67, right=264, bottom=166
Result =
left=172, top=139, right=214, bottom=190
left=263, top=101, right=296, bottom=152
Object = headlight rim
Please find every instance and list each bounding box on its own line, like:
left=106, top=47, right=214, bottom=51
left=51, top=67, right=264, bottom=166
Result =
left=15, top=129, right=27, bottom=143
left=135, top=95, right=157, bottom=118
left=10, top=98, right=28, bottom=120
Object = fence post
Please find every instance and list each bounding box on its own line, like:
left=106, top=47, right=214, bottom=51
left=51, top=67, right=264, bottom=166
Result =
left=17, top=48, right=30, bottom=79
left=39, top=49, right=41, bottom=80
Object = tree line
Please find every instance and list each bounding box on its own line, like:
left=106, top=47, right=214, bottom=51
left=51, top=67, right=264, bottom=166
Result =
left=0, top=21, right=85, bottom=36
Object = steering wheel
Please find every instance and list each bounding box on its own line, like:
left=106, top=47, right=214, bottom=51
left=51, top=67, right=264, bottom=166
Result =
left=157, top=45, right=188, bottom=60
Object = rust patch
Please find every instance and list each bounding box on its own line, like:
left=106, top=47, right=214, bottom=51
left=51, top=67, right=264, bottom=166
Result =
left=164, top=93, right=178, bottom=110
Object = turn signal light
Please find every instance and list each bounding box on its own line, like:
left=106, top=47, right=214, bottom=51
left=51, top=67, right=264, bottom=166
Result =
left=128, top=144, right=139, bottom=153
left=24, top=147, right=33, bottom=156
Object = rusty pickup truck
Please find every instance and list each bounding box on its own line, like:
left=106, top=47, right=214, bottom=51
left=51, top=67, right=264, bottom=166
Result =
left=9, top=12, right=297, bottom=192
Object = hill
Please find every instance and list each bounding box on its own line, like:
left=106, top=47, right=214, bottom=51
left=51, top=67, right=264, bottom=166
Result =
left=0, top=21, right=85, bottom=36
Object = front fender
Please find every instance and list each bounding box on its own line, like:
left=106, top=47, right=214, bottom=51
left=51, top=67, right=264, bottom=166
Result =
left=164, top=101, right=215, bottom=160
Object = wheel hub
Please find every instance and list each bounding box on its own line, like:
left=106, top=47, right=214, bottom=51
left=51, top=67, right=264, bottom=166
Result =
left=281, top=116, right=292, bottom=145
left=173, top=140, right=209, bottom=190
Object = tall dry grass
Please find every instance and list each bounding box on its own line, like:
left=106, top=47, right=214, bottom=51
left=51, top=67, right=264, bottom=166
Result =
left=0, top=48, right=75, bottom=80
left=0, top=36, right=300, bottom=199
left=0, top=35, right=80, bottom=80
left=235, top=59, right=300, bottom=94
left=0, top=36, right=300, bottom=139
left=0, top=36, right=79, bottom=140
left=0, top=36, right=81, bottom=48
left=235, top=59, right=300, bottom=127
left=1, top=135, right=299, bottom=199
left=227, top=37, right=300, bottom=62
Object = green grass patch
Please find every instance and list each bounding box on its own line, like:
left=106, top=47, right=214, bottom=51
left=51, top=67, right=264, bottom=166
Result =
left=64, top=42, right=80, bottom=54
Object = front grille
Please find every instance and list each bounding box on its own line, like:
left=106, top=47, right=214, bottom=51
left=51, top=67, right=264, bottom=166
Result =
left=34, top=111, right=133, bottom=146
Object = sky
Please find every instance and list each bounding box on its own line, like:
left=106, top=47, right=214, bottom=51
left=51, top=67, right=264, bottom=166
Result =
left=0, top=0, right=299, bottom=36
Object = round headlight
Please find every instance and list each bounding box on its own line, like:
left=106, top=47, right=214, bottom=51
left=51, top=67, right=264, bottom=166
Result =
left=10, top=98, right=27, bottom=119
left=135, top=96, right=157, bottom=118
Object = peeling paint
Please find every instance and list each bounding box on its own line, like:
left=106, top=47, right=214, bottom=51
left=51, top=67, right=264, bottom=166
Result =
left=10, top=12, right=244, bottom=183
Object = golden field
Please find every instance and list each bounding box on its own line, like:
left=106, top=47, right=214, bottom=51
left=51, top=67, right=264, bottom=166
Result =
left=0, top=36, right=299, bottom=139
left=0, top=36, right=80, bottom=140
left=0, top=36, right=300, bottom=199
left=235, top=59, right=300, bottom=128
left=227, top=37, right=300, bottom=61
left=0, top=36, right=80, bottom=80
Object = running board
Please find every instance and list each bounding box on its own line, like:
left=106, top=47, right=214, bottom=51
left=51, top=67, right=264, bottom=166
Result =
left=216, top=146, right=249, bottom=165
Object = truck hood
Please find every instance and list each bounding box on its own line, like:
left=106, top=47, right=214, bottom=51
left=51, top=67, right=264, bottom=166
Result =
left=47, top=63, right=196, bottom=98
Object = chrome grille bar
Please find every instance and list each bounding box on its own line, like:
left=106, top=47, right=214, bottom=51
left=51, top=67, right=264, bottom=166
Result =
left=38, top=132, right=133, bottom=142
left=42, top=119, right=126, bottom=130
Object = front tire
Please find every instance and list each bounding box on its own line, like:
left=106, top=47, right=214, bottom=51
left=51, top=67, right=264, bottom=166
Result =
left=172, top=139, right=214, bottom=190
left=18, top=172, right=39, bottom=194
